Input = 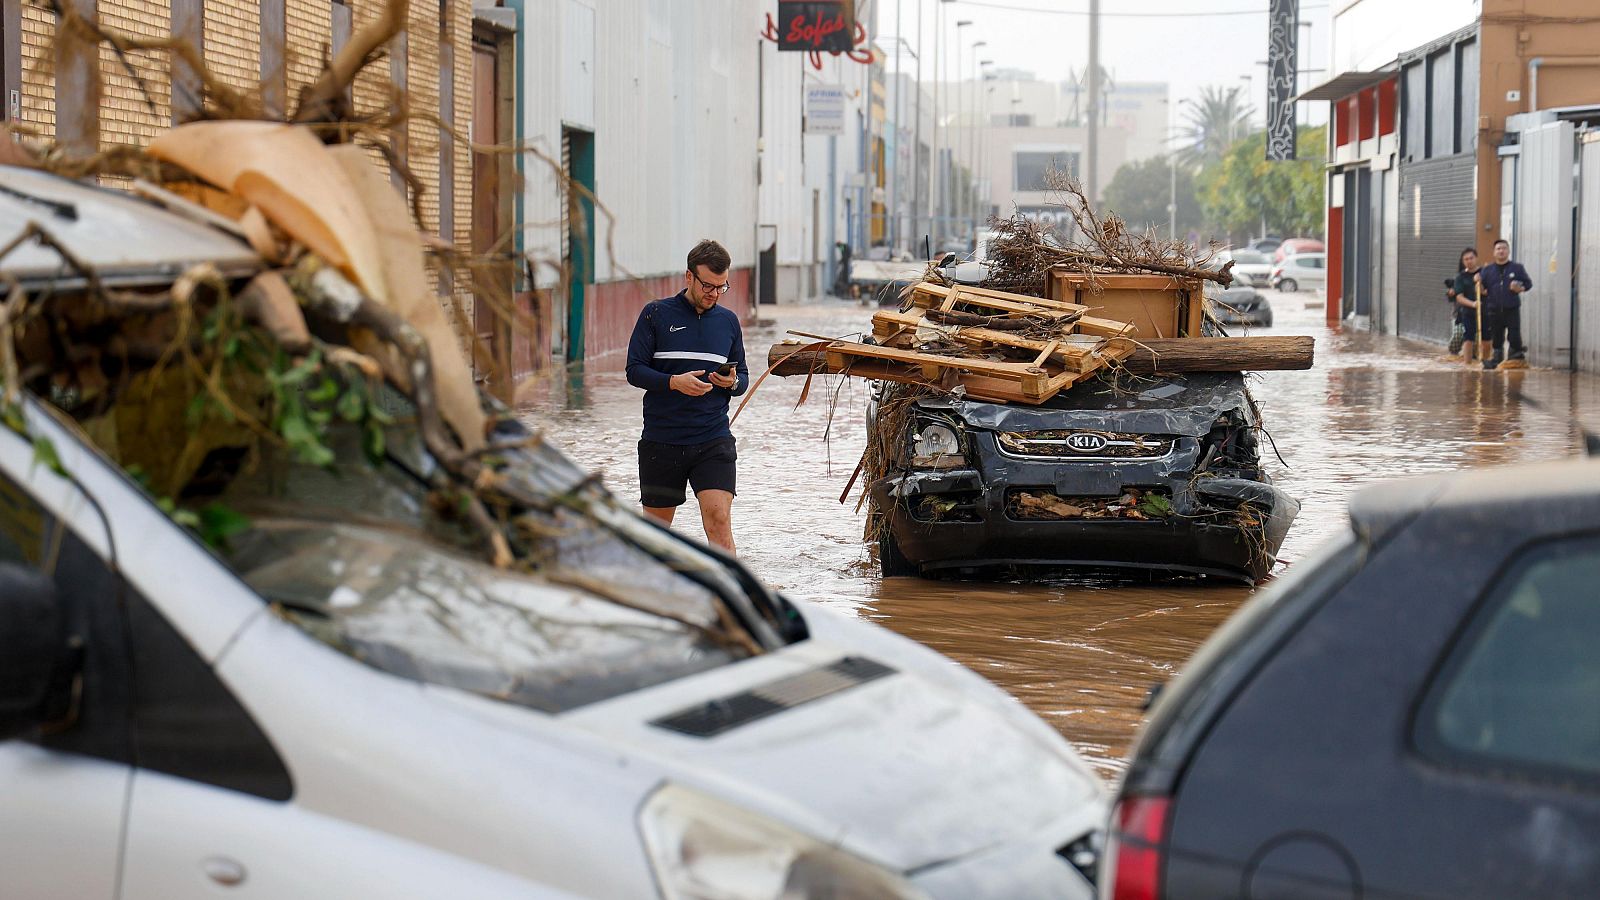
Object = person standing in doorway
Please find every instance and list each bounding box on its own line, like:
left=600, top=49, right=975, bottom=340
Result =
left=1476, top=238, right=1534, bottom=370
left=1446, top=247, right=1483, bottom=364
left=625, top=240, right=749, bottom=553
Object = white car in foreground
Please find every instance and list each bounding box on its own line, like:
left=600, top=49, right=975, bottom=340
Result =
left=0, top=167, right=1105, bottom=899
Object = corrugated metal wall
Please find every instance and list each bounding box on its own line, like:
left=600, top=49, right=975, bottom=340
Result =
left=519, top=0, right=760, bottom=288
left=1396, top=153, right=1477, bottom=342
left=1574, top=135, right=1600, bottom=373
left=1380, top=164, right=1400, bottom=333
left=1515, top=120, right=1574, bottom=370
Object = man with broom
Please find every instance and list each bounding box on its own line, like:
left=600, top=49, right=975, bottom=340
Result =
left=1476, top=238, right=1534, bottom=370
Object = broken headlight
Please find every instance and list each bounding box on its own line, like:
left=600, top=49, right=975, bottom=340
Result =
left=910, top=420, right=965, bottom=468
left=639, top=783, right=925, bottom=900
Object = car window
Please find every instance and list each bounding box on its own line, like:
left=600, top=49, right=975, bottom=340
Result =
left=1417, top=534, right=1600, bottom=783
left=0, top=468, right=291, bottom=800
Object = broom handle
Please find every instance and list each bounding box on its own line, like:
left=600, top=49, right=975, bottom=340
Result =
left=1475, top=277, right=1483, bottom=353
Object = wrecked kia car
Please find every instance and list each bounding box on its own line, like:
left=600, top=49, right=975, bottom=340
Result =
left=0, top=146, right=1108, bottom=899
left=870, top=373, right=1300, bottom=583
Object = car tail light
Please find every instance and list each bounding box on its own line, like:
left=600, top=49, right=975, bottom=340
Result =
left=1105, top=795, right=1170, bottom=900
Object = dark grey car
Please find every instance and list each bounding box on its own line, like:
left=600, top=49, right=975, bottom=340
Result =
left=870, top=374, right=1300, bottom=583
left=1104, top=456, right=1600, bottom=899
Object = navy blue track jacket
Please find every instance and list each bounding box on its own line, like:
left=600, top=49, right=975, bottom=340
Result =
left=1479, top=261, right=1534, bottom=310
left=625, top=291, right=749, bottom=445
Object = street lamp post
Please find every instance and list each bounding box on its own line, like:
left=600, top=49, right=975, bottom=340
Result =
left=955, top=19, right=971, bottom=249
left=968, top=39, right=986, bottom=242
left=979, top=58, right=993, bottom=237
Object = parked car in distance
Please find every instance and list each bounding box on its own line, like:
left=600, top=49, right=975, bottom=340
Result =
left=1246, top=236, right=1283, bottom=254
left=1225, top=249, right=1273, bottom=288
left=1272, top=237, right=1325, bottom=263
left=1271, top=252, right=1326, bottom=292
left=1211, top=285, right=1273, bottom=327
left=1103, top=456, right=1600, bottom=900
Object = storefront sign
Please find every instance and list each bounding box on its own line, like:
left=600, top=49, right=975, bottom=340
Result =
left=1266, top=0, right=1298, bottom=161
left=805, top=84, right=847, bottom=136
left=761, top=4, right=874, bottom=71
left=774, top=2, right=855, bottom=53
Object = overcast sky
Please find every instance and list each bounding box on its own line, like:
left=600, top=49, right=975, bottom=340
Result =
left=874, top=0, right=1332, bottom=130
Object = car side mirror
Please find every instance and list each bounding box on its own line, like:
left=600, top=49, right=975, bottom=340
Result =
left=0, top=562, right=77, bottom=740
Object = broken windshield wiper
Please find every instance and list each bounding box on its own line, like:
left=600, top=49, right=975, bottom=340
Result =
left=0, top=183, right=78, bottom=221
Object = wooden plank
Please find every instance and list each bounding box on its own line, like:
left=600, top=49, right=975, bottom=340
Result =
left=1032, top=340, right=1059, bottom=368
left=870, top=310, right=1098, bottom=366
left=823, top=340, right=1048, bottom=381
left=1075, top=315, right=1137, bottom=338
left=768, top=335, right=1315, bottom=378
left=909, top=282, right=1090, bottom=315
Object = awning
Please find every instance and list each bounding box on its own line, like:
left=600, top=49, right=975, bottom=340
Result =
left=1296, top=69, right=1395, bottom=103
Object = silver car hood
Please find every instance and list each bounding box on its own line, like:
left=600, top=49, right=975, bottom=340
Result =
left=554, top=622, right=1104, bottom=872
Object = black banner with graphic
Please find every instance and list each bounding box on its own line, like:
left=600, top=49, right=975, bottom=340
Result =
left=1266, top=0, right=1298, bottom=161
left=776, top=1, right=857, bottom=53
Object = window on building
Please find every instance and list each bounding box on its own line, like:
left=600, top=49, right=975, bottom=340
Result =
left=1427, top=48, right=1455, bottom=157
left=1418, top=533, right=1600, bottom=783
left=1014, top=150, right=1078, bottom=192
left=1455, top=39, right=1479, bottom=157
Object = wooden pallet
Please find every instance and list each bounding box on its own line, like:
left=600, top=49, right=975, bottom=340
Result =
left=906, top=282, right=1135, bottom=339
left=870, top=309, right=1132, bottom=375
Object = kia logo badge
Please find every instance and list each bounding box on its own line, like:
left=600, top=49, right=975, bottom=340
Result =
left=1066, top=433, right=1109, bottom=453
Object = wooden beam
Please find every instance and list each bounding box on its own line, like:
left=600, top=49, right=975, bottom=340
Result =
left=769, top=335, right=1314, bottom=378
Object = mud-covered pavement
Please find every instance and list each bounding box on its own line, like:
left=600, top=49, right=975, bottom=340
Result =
left=520, top=292, right=1600, bottom=778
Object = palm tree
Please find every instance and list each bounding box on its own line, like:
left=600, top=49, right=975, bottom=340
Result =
left=1174, top=85, right=1255, bottom=169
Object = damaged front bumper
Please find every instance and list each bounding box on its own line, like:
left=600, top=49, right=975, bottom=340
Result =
left=871, top=434, right=1300, bottom=583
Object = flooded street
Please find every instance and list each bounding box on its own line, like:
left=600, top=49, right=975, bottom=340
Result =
left=521, top=294, right=1600, bottom=778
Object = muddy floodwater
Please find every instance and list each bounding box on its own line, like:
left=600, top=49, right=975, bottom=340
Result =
left=520, top=294, right=1600, bottom=778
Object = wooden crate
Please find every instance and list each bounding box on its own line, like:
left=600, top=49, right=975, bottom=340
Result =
left=1047, top=272, right=1205, bottom=338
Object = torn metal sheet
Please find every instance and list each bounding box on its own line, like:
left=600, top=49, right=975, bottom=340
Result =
left=0, top=166, right=260, bottom=288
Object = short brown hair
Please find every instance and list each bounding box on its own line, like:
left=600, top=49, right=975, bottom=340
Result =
left=687, top=239, right=731, bottom=275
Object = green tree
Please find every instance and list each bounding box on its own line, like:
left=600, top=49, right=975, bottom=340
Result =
left=1101, top=155, right=1203, bottom=238
left=1175, top=85, right=1256, bottom=169
left=1197, top=125, right=1326, bottom=243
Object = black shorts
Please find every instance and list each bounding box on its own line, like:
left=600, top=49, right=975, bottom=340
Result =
left=638, top=437, right=737, bottom=508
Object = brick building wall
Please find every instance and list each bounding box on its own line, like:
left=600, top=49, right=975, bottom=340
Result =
left=14, top=0, right=472, bottom=264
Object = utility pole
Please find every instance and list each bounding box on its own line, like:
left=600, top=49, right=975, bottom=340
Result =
left=889, top=0, right=902, bottom=253
left=1086, top=0, right=1100, bottom=203
left=912, top=0, right=923, bottom=253
left=932, top=0, right=942, bottom=249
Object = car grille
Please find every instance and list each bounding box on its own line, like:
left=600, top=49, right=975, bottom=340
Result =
left=996, top=430, right=1177, bottom=460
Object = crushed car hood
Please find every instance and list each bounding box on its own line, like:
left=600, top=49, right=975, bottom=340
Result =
left=551, top=638, right=1103, bottom=872
left=925, top=372, right=1255, bottom=437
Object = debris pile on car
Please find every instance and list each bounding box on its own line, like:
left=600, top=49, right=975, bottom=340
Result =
left=749, top=175, right=1309, bottom=582
left=1008, top=488, right=1175, bottom=521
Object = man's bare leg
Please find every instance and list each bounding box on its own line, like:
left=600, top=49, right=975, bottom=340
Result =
left=696, top=489, right=735, bottom=554
left=643, top=506, right=677, bottom=526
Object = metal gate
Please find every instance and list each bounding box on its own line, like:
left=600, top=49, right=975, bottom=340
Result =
left=1578, top=134, right=1600, bottom=373
left=1515, top=120, right=1575, bottom=370
left=1396, top=153, right=1477, bottom=343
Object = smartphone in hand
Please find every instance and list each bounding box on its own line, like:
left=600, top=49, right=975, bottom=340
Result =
left=715, top=362, right=736, bottom=377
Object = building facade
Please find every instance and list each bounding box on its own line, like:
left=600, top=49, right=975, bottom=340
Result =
left=1304, top=0, right=1600, bottom=372
left=2, top=0, right=473, bottom=263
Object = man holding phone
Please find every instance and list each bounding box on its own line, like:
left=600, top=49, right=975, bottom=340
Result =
left=625, top=240, right=749, bottom=553
left=1475, top=238, right=1534, bottom=369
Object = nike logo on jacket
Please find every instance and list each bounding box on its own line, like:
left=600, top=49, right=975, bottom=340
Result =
left=625, top=290, right=750, bottom=445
